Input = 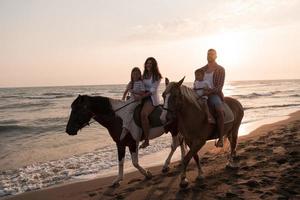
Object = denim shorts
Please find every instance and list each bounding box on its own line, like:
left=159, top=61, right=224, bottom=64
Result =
left=208, top=94, right=223, bottom=109
left=142, top=95, right=154, bottom=106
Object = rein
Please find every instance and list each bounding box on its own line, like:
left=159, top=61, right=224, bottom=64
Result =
left=81, top=98, right=139, bottom=129
left=193, top=87, right=206, bottom=91
left=79, top=113, right=97, bottom=130
left=113, top=99, right=138, bottom=112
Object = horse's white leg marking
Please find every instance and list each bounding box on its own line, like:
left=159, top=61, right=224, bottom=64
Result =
left=163, top=135, right=179, bottom=171
left=160, top=94, right=170, bottom=123
left=131, top=150, right=148, bottom=177
left=112, top=158, right=124, bottom=185
left=120, top=129, right=127, bottom=141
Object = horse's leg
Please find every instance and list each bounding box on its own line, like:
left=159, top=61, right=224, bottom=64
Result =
left=162, top=135, right=180, bottom=173
left=180, top=136, right=186, bottom=162
left=112, top=144, right=126, bottom=187
left=180, top=142, right=205, bottom=188
left=227, top=128, right=239, bottom=168
left=193, top=153, right=204, bottom=181
left=129, top=143, right=152, bottom=179
left=175, top=135, right=186, bottom=169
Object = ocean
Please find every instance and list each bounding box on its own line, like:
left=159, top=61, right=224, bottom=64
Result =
left=0, top=79, right=300, bottom=197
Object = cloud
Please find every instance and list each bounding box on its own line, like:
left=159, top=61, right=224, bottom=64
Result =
left=123, top=0, right=300, bottom=43
left=125, top=18, right=207, bottom=43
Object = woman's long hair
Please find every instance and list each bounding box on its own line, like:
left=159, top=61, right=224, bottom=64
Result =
left=143, top=57, right=162, bottom=82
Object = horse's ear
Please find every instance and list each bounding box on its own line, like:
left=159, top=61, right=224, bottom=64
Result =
left=165, top=78, right=170, bottom=86
left=177, top=76, right=185, bottom=87
left=78, top=94, right=86, bottom=104
left=78, top=95, right=82, bottom=103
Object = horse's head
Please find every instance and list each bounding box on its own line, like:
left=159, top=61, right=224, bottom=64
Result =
left=160, top=77, right=185, bottom=123
left=66, top=95, right=94, bottom=135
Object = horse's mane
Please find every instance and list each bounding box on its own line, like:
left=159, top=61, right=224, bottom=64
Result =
left=76, top=95, right=115, bottom=115
left=179, top=85, right=204, bottom=111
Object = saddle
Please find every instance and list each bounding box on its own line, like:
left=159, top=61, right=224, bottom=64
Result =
left=206, top=101, right=235, bottom=140
left=208, top=102, right=234, bottom=125
left=133, top=104, right=164, bottom=128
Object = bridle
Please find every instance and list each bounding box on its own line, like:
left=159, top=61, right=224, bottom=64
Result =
left=76, top=106, right=97, bottom=130
left=162, top=92, right=177, bottom=120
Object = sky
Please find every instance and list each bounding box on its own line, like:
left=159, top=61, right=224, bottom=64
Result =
left=0, top=0, right=300, bottom=87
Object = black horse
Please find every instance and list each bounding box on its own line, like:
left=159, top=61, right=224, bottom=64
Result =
left=66, top=95, right=185, bottom=186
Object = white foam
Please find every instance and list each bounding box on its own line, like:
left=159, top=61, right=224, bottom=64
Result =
left=0, top=134, right=172, bottom=197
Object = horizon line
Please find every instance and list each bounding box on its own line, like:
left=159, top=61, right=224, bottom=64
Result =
left=0, top=78, right=299, bottom=89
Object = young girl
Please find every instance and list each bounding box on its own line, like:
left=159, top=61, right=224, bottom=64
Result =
left=120, top=67, right=145, bottom=140
left=193, top=68, right=215, bottom=124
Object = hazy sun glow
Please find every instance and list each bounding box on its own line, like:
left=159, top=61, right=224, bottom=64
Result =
left=201, top=31, right=246, bottom=68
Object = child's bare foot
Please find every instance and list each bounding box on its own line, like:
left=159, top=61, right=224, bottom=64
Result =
left=208, top=116, right=215, bottom=123
left=139, top=140, right=149, bottom=149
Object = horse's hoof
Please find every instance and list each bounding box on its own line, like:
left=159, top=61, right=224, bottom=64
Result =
left=180, top=178, right=189, bottom=188
left=195, top=175, right=204, bottom=182
left=162, top=166, right=170, bottom=174
left=175, top=163, right=182, bottom=169
left=110, top=182, right=120, bottom=188
left=145, top=171, right=153, bottom=179
left=226, top=162, right=239, bottom=170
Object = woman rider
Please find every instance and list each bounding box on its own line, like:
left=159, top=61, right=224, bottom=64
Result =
left=139, top=57, right=162, bottom=148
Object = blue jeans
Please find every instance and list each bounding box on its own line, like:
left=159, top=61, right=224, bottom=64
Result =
left=208, top=94, right=223, bottom=110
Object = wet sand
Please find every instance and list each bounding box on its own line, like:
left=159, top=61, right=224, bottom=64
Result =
left=5, top=110, right=300, bottom=200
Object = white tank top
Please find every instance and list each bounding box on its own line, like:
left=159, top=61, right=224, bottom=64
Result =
left=143, top=77, right=152, bottom=91
left=203, top=71, right=214, bottom=87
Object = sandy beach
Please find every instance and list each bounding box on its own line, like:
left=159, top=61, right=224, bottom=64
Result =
left=4, top=110, right=299, bottom=200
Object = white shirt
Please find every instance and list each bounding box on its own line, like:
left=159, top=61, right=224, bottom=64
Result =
left=203, top=71, right=214, bottom=88
left=143, top=76, right=161, bottom=106
left=127, top=80, right=145, bottom=98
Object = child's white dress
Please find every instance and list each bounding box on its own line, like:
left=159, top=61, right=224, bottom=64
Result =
left=119, top=80, right=145, bottom=141
left=194, top=80, right=213, bottom=98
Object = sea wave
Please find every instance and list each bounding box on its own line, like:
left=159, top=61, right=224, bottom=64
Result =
left=0, top=135, right=171, bottom=197
left=0, top=102, right=51, bottom=110
left=25, top=94, right=74, bottom=99
left=0, top=95, right=21, bottom=99
left=0, top=93, right=75, bottom=100
left=0, top=120, right=19, bottom=125
left=0, top=123, right=66, bottom=135
left=289, top=94, right=300, bottom=97
left=244, top=103, right=300, bottom=110
left=42, top=92, right=66, bottom=96
left=232, top=91, right=283, bottom=99
left=0, top=125, right=33, bottom=133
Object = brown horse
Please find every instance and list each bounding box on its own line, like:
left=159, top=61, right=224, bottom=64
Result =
left=160, top=78, right=244, bottom=188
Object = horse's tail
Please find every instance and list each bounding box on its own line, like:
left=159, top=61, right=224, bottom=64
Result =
left=224, top=97, right=244, bottom=154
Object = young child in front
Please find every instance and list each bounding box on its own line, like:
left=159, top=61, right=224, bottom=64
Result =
left=120, top=67, right=145, bottom=140
left=193, top=68, right=214, bottom=124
